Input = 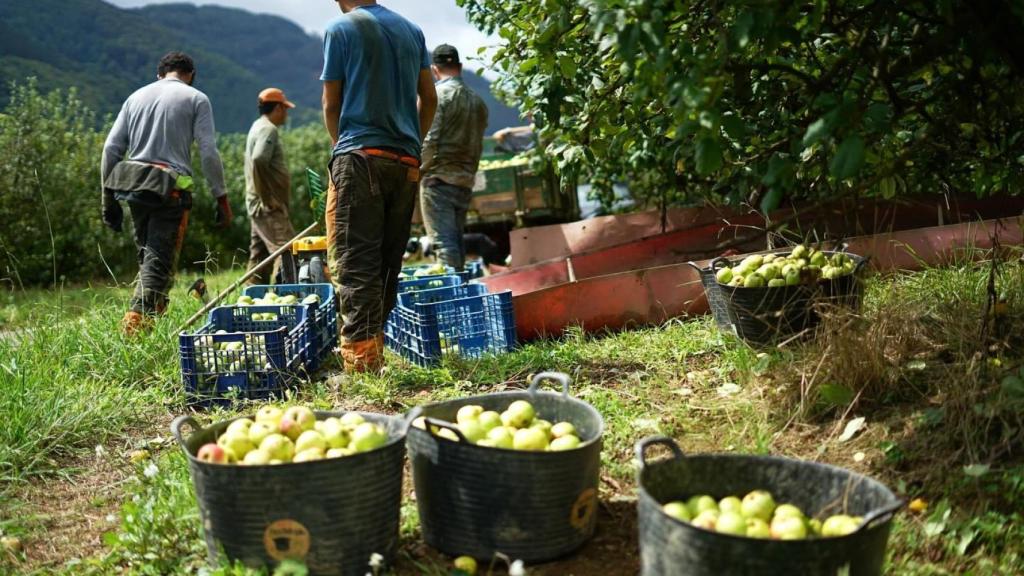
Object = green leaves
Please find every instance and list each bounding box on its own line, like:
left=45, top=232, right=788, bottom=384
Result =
left=830, top=135, right=865, bottom=180
left=695, top=136, right=723, bottom=175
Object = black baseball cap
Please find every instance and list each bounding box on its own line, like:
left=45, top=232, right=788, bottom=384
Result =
left=432, top=44, right=460, bottom=66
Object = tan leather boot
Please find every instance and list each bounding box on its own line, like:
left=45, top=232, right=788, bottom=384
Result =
left=121, top=311, right=153, bottom=337
left=340, top=333, right=385, bottom=374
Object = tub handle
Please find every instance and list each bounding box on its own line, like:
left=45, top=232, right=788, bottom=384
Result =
left=171, top=415, right=201, bottom=451
left=528, top=371, right=572, bottom=398
left=401, top=406, right=424, bottom=435
left=854, top=254, right=872, bottom=274
left=424, top=417, right=469, bottom=443
left=709, top=256, right=732, bottom=271
left=686, top=261, right=704, bottom=273
left=857, top=499, right=904, bottom=533
left=635, top=435, right=685, bottom=470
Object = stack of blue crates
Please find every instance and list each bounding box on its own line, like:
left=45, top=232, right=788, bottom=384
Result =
left=179, top=304, right=313, bottom=407
left=386, top=267, right=515, bottom=367
left=179, top=283, right=338, bottom=406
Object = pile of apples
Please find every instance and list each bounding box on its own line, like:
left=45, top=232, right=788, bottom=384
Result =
left=415, top=400, right=583, bottom=451
left=196, top=405, right=390, bottom=466
left=236, top=291, right=320, bottom=308
left=715, top=245, right=857, bottom=289
left=662, top=490, right=864, bottom=539
left=196, top=332, right=270, bottom=374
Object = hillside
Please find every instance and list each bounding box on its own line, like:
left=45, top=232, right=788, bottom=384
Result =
left=0, top=0, right=521, bottom=134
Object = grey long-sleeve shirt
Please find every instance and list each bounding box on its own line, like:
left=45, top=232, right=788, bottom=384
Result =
left=101, top=78, right=227, bottom=198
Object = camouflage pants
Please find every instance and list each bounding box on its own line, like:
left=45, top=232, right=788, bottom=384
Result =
left=127, top=192, right=190, bottom=315
left=247, top=211, right=297, bottom=286
left=326, top=152, right=418, bottom=341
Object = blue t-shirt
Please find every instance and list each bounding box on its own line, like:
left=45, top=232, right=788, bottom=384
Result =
left=321, top=5, right=430, bottom=159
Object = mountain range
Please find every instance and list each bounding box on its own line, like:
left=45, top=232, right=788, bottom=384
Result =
left=0, top=0, right=521, bottom=134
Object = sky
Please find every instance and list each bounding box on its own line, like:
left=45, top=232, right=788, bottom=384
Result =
left=107, top=0, right=497, bottom=69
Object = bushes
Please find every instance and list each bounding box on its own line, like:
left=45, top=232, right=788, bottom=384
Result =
left=0, top=79, right=332, bottom=288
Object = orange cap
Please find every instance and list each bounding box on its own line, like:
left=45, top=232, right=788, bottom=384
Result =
left=258, top=87, right=295, bottom=108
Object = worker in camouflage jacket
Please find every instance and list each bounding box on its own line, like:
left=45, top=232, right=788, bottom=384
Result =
left=101, top=52, right=232, bottom=336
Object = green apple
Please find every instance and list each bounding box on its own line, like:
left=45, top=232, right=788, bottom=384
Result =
left=436, top=428, right=461, bottom=442
left=487, top=426, right=515, bottom=449
left=322, top=418, right=351, bottom=449
left=741, top=490, right=776, bottom=521
left=530, top=419, right=553, bottom=439
left=458, top=420, right=488, bottom=443
left=513, top=427, right=549, bottom=451
left=456, top=405, right=484, bottom=425
left=770, top=515, right=808, bottom=540
left=505, top=400, right=536, bottom=428
left=269, top=459, right=284, bottom=465
left=785, top=270, right=801, bottom=286
left=259, top=433, right=295, bottom=462
left=302, top=294, right=321, bottom=305
left=808, top=518, right=823, bottom=535
left=756, top=263, right=781, bottom=281
left=691, top=510, right=719, bottom=530
left=477, top=411, right=502, bottom=431
left=549, top=434, right=581, bottom=451
left=687, top=495, right=719, bottom=517
left=716, top=512, right=747, bottom=536
left=773, top=504, right=805, bottom=520
left=745, top=518, right=771, bottom=538
left=716, top=267, right=734, bottom=284
left=763, top=254, right=778, bottom=264
left=729, top=275, right=745, bottom=287
left=295, top=430, right=328, bottom=454
left=293, top=448, right=325, bottom=463
left=454, top=556, right=478, bottom=575
left=219, top=431, right=255, bottom=461
left=279, top=406, right=316, bottom=440
left=718, top=496, right=742, bottom=515
left=225, top=418, right=253, bottom=438
left=790, top=245, right=808, bottom=260
left=744, top=274, right=766, bottom=288
left=476, top=438, right=498, bottom=448
left=662, top=501, right=692, bottom=522
left=551, top=421, right=577, bottom=438
left=197, top=443, right=228, bottom=464
left=248, top=422, right=275, bottom=446
left=821, top=514, right=860, bottom=537
left=237, top=295, right=254, bottom=306
left=242, top=449, right=272, bottom=465
left=339, top=412, right=366, bottom=429
left=255, top=405, right=284, bottom=427
left=740, top=255, right=764, bottom=270
left=351, top=422, right=388, bottom=452
left=768, top=278, right=786, bottom=288
left=810, top=251, right=827, bottom=267
left=326, top=447, right=355, bottom=458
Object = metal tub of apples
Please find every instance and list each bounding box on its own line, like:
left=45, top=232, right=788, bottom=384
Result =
left=406, top=371, right=604, bottom=563
left=635, top=436, right=902, bottom=576
left=171, top=405, right=411, bottom=576
left=701, top=244, right=868, bottom=345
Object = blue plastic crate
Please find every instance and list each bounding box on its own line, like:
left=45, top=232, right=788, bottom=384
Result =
left=385, top=284, right=516, bottom=367
left=466, top=259, right=485, bottom=279
left=401, top=264, right=471, bottom=284
left=242, top=283, right=337, bottom=371
left=398, top=274, right=463, bottom=293
left=179, top=305, right=311, bottom=406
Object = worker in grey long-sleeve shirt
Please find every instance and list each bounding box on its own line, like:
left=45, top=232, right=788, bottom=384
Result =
left=100, top=51, right=233, bottom=336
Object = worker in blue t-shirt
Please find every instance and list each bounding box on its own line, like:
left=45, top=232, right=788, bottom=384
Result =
left=321, top=0, right=438, bottom=373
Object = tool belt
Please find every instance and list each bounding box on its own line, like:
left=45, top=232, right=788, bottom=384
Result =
left=104, top=160, right=193, bottom=207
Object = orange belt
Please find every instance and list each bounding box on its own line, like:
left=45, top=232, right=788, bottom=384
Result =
left=362, top=148, right=419, bottom=167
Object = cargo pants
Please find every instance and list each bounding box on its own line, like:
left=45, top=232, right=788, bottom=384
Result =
left=420, top=181, right=473, bottom=271
left=126, top=191, right=191, bottom=315
left=326, top=152, right=418, bottom=341
left=247, top=210, right=297, bottom=286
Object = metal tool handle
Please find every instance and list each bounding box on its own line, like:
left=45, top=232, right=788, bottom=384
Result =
left=177, top=220, right=320, bottom=332
left=528, top=371, right=572, bottom=398
left=635, top=435, right=685, bottom=470
left=423, top=417, right=468, bottom=443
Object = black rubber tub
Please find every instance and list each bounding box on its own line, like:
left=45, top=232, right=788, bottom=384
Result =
left=407, top=371, right=604, bottom=563
left=636, top=436, right=902, bottom=576
left=687, top=261, right=735, bottom=333
left=171, top=410, right=411, bottom=576
left=708, top=250, right=868, bottom=346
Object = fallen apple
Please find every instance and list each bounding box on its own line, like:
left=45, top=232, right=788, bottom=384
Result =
left=454, top=555, right=478, bottom=575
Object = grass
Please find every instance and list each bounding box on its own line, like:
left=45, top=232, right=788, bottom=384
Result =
left=1, top=252, right=1022, bottom=575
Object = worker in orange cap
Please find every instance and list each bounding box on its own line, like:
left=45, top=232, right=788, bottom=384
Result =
left=245, top=88, right=297, bottom=285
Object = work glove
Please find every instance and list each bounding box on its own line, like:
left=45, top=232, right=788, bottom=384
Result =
left=102, top=190, right=123, bottom=232
left=215, top=195, right=233, bottom=229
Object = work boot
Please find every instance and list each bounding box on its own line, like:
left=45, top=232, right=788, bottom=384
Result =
left=121, top=311, right=153, bottom=337
left=340, top=333, right=385, bottom=374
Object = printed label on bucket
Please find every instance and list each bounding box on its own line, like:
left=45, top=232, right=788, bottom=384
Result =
left=570, top=488, right=598, bottom=531
left=263, top=519, right=311, bottom=561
